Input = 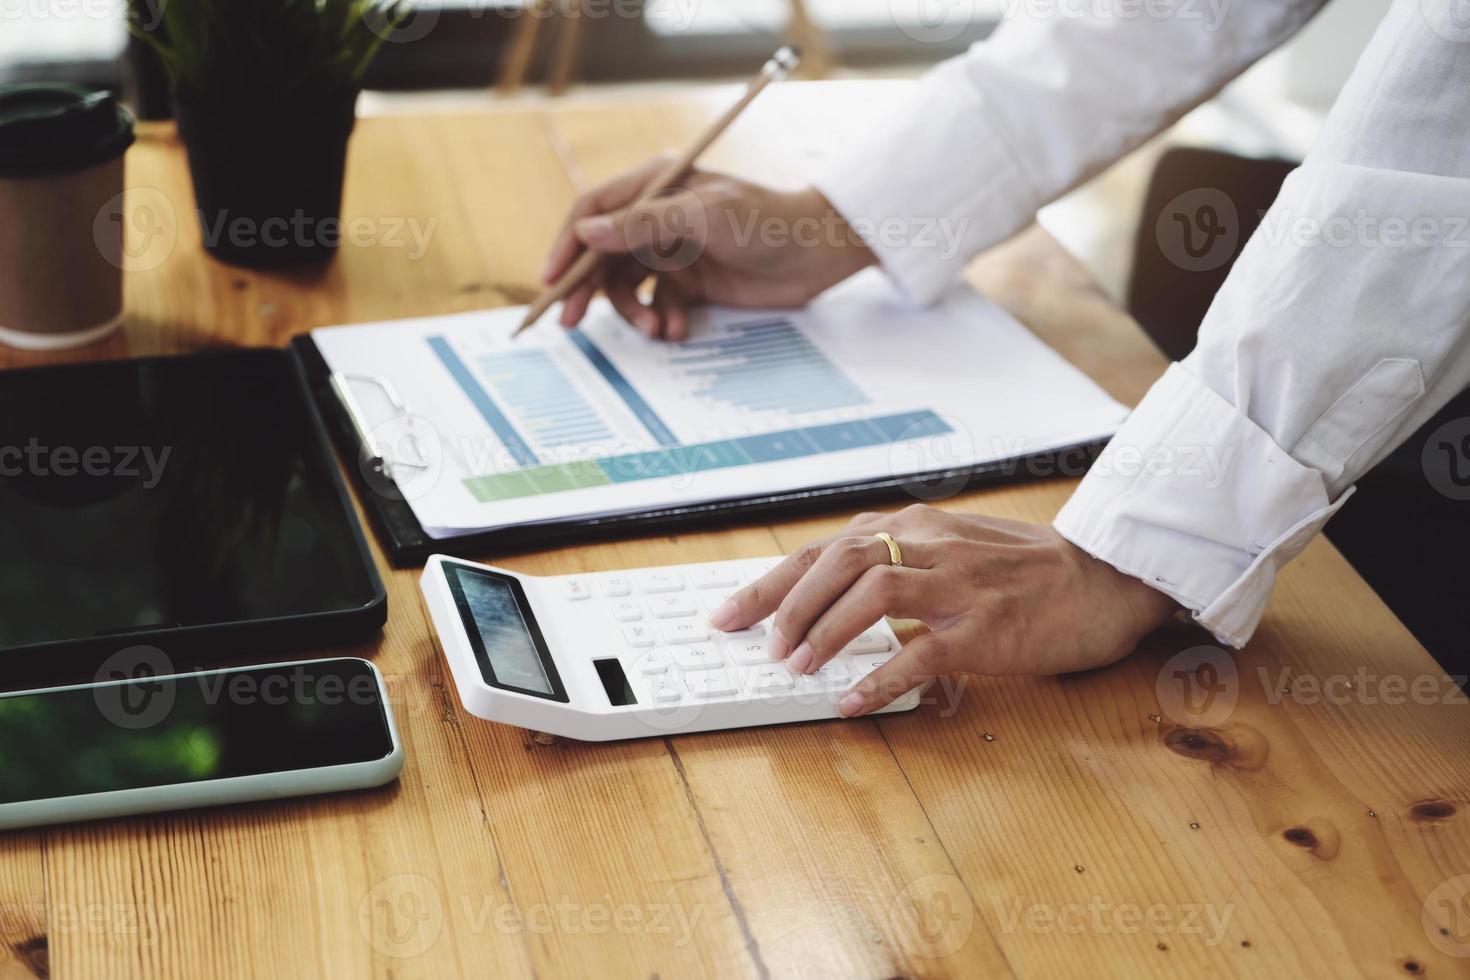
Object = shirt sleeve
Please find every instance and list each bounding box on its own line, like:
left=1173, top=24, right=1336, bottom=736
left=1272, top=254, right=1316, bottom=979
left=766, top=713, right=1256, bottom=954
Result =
left=1055, top=0, right=1470, bottom=646
left=812, top=0, right=1326, bottom=304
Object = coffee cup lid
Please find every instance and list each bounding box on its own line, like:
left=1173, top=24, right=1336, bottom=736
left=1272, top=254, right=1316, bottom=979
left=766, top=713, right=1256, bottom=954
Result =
left=0, top=84, right=136, bottom=179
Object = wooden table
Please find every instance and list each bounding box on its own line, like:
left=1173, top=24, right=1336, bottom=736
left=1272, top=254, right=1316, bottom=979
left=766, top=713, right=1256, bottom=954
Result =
left=3, top=82, right=1469, bottom=980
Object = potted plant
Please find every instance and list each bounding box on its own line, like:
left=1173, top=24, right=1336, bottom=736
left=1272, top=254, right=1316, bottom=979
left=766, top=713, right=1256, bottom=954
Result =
left=130, top=0, right=408, bottom=268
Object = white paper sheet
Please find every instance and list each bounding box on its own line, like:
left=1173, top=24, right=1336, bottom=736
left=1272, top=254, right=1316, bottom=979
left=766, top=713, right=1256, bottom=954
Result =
left=311, top=271, right=1128, bottom=538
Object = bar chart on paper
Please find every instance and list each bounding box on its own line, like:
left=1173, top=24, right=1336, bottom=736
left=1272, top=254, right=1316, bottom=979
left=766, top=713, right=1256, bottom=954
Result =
left=426, top=315, right=952, bottom=503
left=669, top=317, right=872, bottom=416
left=310, top=271, right=1132, bottom=537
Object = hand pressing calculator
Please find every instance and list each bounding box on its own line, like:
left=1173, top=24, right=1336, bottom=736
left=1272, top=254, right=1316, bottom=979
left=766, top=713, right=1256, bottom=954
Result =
left=420, top=555, right=925, bottom=741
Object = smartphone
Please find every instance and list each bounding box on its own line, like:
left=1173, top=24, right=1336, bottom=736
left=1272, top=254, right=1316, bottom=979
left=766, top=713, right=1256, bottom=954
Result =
left=0, top=658, right=403, bottom=831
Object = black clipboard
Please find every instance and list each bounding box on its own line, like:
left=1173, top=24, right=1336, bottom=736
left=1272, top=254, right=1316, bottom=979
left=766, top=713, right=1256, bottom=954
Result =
left=291, top=334, right=1109, bottom=568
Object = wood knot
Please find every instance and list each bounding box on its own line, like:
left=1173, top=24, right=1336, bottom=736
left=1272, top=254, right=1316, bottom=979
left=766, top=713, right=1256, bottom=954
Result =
left=1280, top=820, right=1341, bottom=860
left=1399, top=957, right=1425, bottom=975
left=1410, top=799, right=1456, bottom=822
left=1283, top=826, right=1317, bottom=848
left=1161, top=724, right=1268, bottom=771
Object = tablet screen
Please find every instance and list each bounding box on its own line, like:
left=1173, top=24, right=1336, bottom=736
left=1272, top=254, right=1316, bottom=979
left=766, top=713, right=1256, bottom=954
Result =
left=0, top=349, right=381, bottom=657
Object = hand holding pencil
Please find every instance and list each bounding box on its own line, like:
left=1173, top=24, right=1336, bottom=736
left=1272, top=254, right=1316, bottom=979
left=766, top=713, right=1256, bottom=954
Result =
left=524, top=48, right=877, bottom=341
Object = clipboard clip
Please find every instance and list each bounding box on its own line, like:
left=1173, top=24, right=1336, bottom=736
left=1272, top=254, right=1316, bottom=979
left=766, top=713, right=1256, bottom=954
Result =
left=329, top=372, right=431, bottom=479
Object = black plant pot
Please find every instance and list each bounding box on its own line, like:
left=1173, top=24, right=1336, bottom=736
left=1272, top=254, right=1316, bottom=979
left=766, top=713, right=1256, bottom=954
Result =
left=175, top=92, right=358, bottom=269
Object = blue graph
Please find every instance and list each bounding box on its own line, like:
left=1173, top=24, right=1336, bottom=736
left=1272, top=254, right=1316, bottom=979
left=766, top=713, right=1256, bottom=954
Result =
left=667, top=317, right=871, bottom=415
left=473, top=347, right=614, bottom=449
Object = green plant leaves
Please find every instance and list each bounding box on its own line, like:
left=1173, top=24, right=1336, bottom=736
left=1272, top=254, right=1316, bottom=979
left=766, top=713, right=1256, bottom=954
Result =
left=127, top=0, right=412, bottom=107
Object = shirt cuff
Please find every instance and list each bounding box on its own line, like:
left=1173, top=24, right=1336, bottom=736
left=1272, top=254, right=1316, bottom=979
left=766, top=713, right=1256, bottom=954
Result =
left=1053, top=363, right=1353, bottom=647
left=809, top=60, right=1040, bottom=307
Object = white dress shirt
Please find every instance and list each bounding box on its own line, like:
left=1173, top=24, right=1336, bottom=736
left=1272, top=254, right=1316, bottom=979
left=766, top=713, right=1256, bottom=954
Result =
left=815, top=0, right=1470, bottom=647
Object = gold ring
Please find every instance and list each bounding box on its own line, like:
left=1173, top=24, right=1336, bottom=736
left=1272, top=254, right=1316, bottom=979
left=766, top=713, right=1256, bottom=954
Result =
left=874, top=531, right=903, bottom=567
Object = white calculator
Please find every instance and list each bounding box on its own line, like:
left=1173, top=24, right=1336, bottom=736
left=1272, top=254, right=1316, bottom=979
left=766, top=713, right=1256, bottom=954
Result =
left=419, top=554, right=924, bottom=741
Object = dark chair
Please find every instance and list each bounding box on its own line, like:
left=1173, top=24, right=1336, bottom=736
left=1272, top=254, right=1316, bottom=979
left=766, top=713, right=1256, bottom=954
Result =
left=1128, top=147, right=1470, bottom=680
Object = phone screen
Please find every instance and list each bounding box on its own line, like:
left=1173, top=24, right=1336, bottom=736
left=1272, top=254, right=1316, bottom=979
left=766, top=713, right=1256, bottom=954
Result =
left=0, top=660, right=394, bottom=805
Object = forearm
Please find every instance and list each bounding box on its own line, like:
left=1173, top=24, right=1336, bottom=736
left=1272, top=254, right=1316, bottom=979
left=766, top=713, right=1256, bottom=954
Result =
left=813, top=0, right=1325, bottom=304
left=1056, top=0, right=1470, bottom=646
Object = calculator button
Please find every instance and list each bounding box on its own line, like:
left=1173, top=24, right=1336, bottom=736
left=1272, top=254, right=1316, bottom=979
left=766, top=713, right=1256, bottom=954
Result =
left=662, top=622, right=710, bottom=644
left=721, top=625, right=766, bottom=641
left=611, top=600, right=643, bottom=623
left=845, top=630, right=892, bottom=655
left=800, top=660, right=853, bottom=689
left=747, top=666, right=795, bottom=693
left=671, top=644, right=723, bottom=670
left=693, top=567, right=740, bottom=589
left=730, top=642, right=772, bottom=666
left=850, top=656, right=890, bottom=678
left=649, top=596, right=698, bottom=619
left=561, top=579, right=591, bottom=601
left=622, top=624, right=656, bottom=648
left=632, top=650, right=670, bottom=675
left=602, top=576, right=632, bottom=598
left=702, top=592, right=736, bottom=614
left=638, top=571, right=684, bottom=593
left=649, top=680, right=681, bottom=703
left=685, top=671, right=737, bottom=698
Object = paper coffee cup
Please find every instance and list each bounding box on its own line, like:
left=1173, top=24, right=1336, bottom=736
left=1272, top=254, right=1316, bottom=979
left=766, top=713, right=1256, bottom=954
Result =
left=0, top=84, right=135, bottom=350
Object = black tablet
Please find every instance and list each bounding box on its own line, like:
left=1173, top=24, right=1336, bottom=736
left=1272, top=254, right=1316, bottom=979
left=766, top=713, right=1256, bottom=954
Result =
left=0, top=348, right=385, bottom=686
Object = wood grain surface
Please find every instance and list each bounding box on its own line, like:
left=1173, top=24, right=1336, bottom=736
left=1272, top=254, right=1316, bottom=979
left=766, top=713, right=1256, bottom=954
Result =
left=2, top=82, right=1468, bottom=980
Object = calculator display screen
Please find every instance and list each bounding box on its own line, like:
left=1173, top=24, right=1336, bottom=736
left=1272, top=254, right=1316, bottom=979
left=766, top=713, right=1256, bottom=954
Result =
left=443, top=565, right=567, bottom=702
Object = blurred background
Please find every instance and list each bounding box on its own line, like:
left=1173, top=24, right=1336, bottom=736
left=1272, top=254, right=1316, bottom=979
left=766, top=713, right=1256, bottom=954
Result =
left=2, top=0, right=1383, bottom=297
